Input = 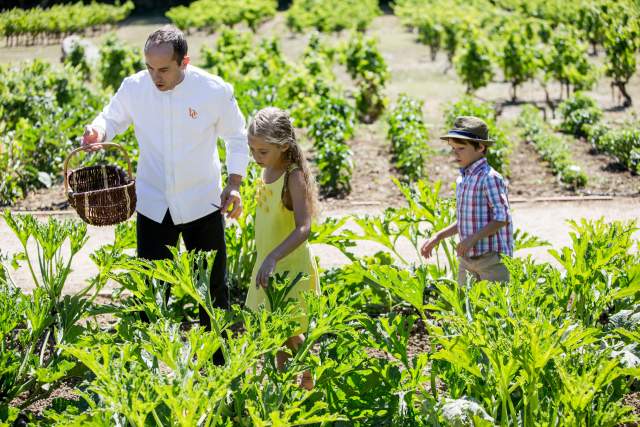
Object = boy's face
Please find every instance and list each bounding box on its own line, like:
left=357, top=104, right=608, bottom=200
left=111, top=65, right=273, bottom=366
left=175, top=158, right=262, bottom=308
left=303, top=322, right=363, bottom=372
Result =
left=145, top=43, right=189, bottom=91
left=447, top=138, right=486, bottom=169
left=249, top=135, right=288, bottom=169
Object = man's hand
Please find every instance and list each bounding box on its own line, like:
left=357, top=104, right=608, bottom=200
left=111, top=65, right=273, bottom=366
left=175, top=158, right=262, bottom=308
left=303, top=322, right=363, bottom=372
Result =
left=420, top=235, right=440, bottom=259
left=220, top=174, right=243, bottom=219
left=82, top=125, right=105, bottom=152
left=456, top=236, right=477, bottom=257
left=256, top=254, right=277, bottom=289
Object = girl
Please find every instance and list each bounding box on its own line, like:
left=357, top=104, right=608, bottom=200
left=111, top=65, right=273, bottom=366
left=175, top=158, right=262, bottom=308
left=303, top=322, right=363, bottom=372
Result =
left=244, top=107, right=320, bottom=390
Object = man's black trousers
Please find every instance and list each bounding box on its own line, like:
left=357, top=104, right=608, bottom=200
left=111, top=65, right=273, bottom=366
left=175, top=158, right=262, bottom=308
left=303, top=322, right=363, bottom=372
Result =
left=136, top=209, right=229, bottom=330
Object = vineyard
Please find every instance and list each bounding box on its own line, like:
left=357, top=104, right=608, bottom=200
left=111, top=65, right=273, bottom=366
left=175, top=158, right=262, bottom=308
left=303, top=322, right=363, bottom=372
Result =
left=0, top=2, right=134, bottom=46
left=1, top=0, right=640, bottom=425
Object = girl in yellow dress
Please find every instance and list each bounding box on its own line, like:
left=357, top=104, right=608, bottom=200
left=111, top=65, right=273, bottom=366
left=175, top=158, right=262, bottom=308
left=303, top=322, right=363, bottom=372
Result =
left=244, top=107, right=320, bottom=390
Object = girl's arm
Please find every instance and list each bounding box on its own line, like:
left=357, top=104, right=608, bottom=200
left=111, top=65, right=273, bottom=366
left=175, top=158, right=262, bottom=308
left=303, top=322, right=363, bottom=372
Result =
left=256, top=169, right=312, bottom=287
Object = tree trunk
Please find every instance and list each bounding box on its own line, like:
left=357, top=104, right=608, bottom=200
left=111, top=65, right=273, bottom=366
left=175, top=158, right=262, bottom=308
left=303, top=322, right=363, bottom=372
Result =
left=615, top=81, right=633, bottom=107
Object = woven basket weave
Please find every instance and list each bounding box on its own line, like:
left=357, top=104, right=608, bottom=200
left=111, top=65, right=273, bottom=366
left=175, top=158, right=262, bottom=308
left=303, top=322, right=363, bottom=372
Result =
left=64, top=143, right=136, bottom=226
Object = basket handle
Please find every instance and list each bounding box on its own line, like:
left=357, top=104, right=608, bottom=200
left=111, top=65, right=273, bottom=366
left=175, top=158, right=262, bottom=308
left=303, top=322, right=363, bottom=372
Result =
left=64, top=143, right=134, bottom=194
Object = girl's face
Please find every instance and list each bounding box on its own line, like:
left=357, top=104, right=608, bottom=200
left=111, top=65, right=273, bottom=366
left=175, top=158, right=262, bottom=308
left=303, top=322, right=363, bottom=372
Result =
left=249, top=135, right=288, bottom=169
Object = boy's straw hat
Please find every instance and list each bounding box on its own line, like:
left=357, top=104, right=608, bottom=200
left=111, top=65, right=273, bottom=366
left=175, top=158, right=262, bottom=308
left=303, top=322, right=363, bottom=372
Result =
left=440, top=116, right=494, bottom=145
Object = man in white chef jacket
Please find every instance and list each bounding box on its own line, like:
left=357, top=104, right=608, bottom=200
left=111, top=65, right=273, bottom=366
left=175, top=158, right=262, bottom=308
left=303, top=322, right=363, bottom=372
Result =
left=82, top=26, right=248, bottom=350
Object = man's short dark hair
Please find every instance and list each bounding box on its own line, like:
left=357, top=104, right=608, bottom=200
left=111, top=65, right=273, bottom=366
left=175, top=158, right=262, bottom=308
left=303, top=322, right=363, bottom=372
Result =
left=145, top=25, right=188, bottom=65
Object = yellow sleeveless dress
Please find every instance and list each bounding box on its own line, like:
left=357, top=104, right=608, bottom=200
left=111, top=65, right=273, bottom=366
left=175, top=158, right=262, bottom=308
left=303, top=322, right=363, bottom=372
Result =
left=245, top=168, right=320, bottom=335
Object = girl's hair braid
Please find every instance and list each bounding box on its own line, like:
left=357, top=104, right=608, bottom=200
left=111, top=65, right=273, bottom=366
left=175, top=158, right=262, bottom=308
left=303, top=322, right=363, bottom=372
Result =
left=248, top=107, right=319, bottom=218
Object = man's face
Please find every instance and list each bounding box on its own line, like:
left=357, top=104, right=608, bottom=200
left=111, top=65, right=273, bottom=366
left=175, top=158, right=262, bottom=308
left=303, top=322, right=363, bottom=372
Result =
left=145, top=43, right=188, bottom=91
left=447, top=138, right=485, bottom=169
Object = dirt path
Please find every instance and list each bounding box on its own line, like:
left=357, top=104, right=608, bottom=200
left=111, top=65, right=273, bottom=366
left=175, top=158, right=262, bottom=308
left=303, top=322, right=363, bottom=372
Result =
left=2, top=198, right=638, bottom=296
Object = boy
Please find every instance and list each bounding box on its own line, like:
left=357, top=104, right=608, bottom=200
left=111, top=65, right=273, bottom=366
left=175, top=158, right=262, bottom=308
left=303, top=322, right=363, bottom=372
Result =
left=421, top=116, right=513, bottom=284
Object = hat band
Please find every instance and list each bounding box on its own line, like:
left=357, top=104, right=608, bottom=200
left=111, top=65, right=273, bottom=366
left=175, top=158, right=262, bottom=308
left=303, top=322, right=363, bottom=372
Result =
left=448, top=129, right=483, bottom=139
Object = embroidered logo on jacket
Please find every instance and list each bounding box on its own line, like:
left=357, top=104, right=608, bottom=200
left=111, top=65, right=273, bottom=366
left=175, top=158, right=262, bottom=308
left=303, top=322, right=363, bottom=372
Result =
left=188, top=108, right=198, bottom=119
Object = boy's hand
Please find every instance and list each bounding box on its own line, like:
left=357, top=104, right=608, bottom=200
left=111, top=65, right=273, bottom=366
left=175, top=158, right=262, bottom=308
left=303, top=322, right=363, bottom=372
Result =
left=256, top=255, right=277, bottom=289
left=420, top=236, right=440, bottom=259
left=456, top=236, right=476, bottom=257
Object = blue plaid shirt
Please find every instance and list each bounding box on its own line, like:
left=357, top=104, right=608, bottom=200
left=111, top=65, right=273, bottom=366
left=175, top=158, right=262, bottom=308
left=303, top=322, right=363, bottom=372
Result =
left=456, top=158, right=513, bottom=257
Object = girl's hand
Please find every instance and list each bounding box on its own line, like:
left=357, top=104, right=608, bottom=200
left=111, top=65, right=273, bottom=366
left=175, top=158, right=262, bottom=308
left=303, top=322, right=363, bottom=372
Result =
left=256, top=255, right=277, bottom=288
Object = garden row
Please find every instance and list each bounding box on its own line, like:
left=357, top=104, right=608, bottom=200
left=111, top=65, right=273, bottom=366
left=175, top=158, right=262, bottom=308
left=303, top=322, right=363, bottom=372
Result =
left=1, top=0, right=382, bottom=43
left=165, top=0, right=277, bottom=34
left=394, top=0, right=640, bottom=107
left=0, top=35, right=145, bottom=206
left=558, top=92, right=640, bottom=175
left=0, top=29, right=392, bottom=205
left=0, top=1, right=134, bottom=47
left=1, top=174, right=639, bottom=425
left=165, top=0, right=381, bottom=34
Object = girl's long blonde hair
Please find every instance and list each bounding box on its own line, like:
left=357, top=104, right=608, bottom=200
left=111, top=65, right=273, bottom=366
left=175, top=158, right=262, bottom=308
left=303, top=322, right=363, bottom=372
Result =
left=248, top=107, right=319, bottom=218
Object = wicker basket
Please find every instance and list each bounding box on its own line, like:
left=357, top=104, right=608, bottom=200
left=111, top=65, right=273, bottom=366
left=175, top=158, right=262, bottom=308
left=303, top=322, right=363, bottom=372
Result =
left=64, top=143, right=136, bottom=226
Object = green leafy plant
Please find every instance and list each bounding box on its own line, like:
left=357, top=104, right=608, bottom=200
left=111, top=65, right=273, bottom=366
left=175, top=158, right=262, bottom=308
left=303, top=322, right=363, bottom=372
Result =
left=518, top=105, right=587, bottom=188
left=454, top=28, right=495, bottom=94
left=0, top=60, right=106, bottom=205
left=603, top=19, right=639, bottom=107
left=586, top=122, right=640, bottom=174
left=558, top=92, right=603, bottom=137
left=543, top=25, right=597, bottom=98
left=0, top=1, right=134, bottom=47
left=308, top=98, right=355, bottom=197
left=342, top=33, right=389, bottom=123
left=99, top=34, right=144, bottom=91
left=286, top=0, right=380, bottom=33
left=387, top=94, right=431, bottom=181
left=166, top=0, right=277, bottom=33
left=497, top=23, right=540, bottom=102
left=0, top=211, right=102, bottom=411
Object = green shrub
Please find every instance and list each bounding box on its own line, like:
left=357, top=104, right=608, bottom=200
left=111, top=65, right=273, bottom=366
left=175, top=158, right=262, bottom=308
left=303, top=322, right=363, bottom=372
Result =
left=0, top=1, right=133, bottom=46
left=518, top=106, right=588, bottom=187
left=587, top=123, right=640, bottom=174
left=309, top=98, right=355, bottom=197
left=558, top=92, right=603, bottom=137
left=454, top=28, right=495, bottom=93
left=0, top=60, right=106, bottom=205
left=62, top=41, right=92, bottom=81
left=286, top=0, right=380, bottom=33
left=98, top=34, right=144, bottom=91
left=166, top=0, right=277, bottom=33
left=387, top=94, right=430, bottom=181
left=342, top=34, right=389, bottom=123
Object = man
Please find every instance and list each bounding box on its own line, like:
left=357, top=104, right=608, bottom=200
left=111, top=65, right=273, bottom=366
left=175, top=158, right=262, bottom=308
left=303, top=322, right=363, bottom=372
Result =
left=82, top=26, right=249, bottom=338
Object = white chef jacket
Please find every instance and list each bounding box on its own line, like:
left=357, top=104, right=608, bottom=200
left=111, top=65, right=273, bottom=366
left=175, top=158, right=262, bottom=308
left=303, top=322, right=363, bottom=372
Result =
left=92, top=65, right=249, bottom=224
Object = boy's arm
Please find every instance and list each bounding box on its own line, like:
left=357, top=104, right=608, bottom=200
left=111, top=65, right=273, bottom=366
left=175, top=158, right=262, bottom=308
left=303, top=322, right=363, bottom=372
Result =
left=435, top=222, right=459, bottom=241
left=421, top=221, right=458, bottom=259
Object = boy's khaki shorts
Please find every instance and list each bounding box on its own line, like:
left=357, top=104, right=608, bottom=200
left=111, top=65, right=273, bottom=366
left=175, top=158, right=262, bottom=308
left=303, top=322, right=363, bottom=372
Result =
left=458, top=252, right=509, bottom=285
